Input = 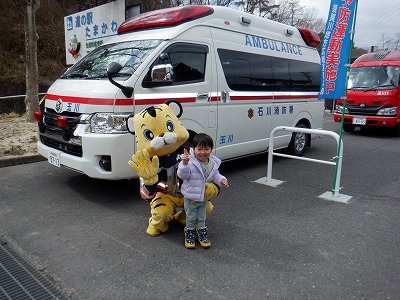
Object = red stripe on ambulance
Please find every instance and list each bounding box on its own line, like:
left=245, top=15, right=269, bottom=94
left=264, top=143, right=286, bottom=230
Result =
left=46, top=94, right=133, bottom=106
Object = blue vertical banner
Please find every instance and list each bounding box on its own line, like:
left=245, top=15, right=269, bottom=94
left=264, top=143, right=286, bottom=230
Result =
left=319, top=0, right=357, bottom=99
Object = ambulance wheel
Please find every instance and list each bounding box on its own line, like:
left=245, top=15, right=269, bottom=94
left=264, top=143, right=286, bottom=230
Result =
left=288, top=122, right=308, bottom=156
left=343, top=124, right=355, bottom=133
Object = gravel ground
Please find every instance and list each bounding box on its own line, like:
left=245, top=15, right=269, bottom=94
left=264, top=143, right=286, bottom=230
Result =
left=0, top=113, right=38, bottom=159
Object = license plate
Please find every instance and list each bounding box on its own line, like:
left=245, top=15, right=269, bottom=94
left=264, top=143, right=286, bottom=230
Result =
left=352, top=117, right=366, bottom=125
left=48, top=150, right=61, bottom=167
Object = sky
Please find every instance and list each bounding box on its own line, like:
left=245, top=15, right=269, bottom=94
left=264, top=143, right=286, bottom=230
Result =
left=298, top=0, right=400, bottom=50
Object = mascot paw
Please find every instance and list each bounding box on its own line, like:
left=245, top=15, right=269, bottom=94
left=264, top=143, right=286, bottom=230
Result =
left=204, top=182, right=220, bottom=201
left=146, top=219, right=169, bottom=236
left=146, top=225, right=162, bottom=237
left=128, top=149, right=159, bottom=185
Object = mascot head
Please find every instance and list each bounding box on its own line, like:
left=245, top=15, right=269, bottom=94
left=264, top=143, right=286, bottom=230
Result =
left=132, top=100, right=189, bottom=157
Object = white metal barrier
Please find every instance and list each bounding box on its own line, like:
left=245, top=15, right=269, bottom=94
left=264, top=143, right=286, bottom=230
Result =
left=0, top=93, right=46, bottom=101
left=255, top=126, right=351, bottom=203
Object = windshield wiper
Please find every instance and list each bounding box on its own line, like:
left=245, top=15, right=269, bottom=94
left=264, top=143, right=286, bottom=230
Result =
left=377, top=83, right=395, bottom=88
left=87, top=74, right=108, bottom=79
left=363, top=83, right=395, bottom=92
left=60, top=73, right=88, bottom=79
left=349, top=86, right=367, bottom=90
left=363, top=86, right=378, bottom=92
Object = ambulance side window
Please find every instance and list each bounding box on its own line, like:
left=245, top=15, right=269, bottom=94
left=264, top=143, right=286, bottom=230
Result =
left=143, top=43, right=208, bottom=87
left=217, top=48, right=320, bottom=92
left=271, top=57, right=290, bottom=91
left=170, top=52, right=205, bottom=83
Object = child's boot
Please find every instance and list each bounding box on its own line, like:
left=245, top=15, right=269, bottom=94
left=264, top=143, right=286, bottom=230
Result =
left=197, top=227, right=211, bottom=248
left=184, top=227, right=196, bottom=249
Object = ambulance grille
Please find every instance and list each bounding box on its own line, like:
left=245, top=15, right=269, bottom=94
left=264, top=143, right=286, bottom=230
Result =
left=43, top=109, right=81, bottom=130
left=0, top=238, right=67, bottom=300
left=40, top=135, right=83, bottom=157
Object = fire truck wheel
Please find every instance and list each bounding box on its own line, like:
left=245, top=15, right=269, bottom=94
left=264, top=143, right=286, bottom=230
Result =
left=343, top=124, right=355, bottom=133
left=288, top=122, right=308, bottom=156
left=393, top=124, right=400, bottom=137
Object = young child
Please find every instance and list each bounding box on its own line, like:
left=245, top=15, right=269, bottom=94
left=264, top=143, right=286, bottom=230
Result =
left=177, top=133, right=229, bottom=249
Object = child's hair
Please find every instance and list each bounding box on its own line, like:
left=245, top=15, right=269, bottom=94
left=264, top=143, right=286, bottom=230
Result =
left=192, top=133, right=214, bottom=149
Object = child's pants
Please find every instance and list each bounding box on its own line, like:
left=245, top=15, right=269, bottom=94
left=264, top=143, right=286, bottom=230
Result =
left=184, top=198, right=206, bottom=228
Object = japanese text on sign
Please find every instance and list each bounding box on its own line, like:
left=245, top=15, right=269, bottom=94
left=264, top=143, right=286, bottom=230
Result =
left=319, top=0, right=356, bottom=99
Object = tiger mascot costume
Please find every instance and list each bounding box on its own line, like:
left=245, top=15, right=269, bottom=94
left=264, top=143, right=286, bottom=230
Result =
left=128, top=100, right=220, bottom=236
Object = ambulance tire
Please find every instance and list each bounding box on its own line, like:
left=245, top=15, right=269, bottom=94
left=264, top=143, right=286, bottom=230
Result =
left=288, top=122, right=308, bottom=156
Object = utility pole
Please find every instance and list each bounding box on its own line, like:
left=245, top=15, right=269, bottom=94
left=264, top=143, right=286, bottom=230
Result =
left=289, top=1, right=295, bottom=26
left=25, top=0, right=40, bottom=122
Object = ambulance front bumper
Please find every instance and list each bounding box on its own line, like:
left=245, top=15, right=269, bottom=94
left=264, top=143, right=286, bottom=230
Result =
left=37, top=132, right=137, bottom=180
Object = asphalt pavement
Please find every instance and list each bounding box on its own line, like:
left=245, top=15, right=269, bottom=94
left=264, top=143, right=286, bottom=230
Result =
left=1, top=113, right=399, bottom=299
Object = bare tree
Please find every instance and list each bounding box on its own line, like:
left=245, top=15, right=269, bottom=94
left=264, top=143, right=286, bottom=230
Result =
left=170, top=0, right=237, bottom=5
left=25, top=0, right=40, bottom=122
left=385, top=33, right=400, bottom=50
left=270, top=0, right=325, bottom=32
left=394, top=33, right=400, bottom=50
left=233, top=0, right=279, bottom=16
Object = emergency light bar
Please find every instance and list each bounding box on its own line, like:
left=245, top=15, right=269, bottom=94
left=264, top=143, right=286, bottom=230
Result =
left=298, top=28, right=321, bottom=48
left=118, top=6, right=214, bottom=34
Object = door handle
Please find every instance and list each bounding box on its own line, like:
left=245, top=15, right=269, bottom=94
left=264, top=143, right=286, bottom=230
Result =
left=197, top=93, right=209, bottom=101
left=221, top=91, right=228, bottom=103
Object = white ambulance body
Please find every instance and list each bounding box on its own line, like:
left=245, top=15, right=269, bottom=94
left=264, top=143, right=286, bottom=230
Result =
left=36, top=5, right=323, bottom=180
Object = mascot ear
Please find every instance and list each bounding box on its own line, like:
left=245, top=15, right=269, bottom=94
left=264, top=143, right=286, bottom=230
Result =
left=125, top=113, right=135, bottom=135
left=165, top=100, right=183, bottom=118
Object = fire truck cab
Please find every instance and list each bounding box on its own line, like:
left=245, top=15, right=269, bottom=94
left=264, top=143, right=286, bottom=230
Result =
left=334, top=50, right=400, bottom=135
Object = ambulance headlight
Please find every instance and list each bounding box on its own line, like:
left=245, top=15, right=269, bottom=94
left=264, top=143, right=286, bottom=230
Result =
left=90, top=113, right=130, bottom=133
left=377, top=107, right=397, bottom=116
left=335, top=105, right=348, bottom=114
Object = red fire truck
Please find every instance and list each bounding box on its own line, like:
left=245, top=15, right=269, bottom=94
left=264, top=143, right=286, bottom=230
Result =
left=333, top=50, right=400, bottom=135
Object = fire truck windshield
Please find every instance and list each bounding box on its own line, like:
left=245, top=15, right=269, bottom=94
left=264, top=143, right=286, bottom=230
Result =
left=348, top=66, right=400, bottom=90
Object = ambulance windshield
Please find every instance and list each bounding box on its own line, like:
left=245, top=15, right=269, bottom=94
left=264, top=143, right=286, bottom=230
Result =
left=348, top=66, right=400, bottom=90
left=61, top=39, right=162, bottom=80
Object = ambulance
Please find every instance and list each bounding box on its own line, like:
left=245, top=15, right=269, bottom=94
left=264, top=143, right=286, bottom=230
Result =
left=34, top=5, right=324, bottom=180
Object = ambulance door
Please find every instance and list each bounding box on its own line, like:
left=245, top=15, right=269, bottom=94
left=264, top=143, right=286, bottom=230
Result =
left=211, top=31, right=272, bottom=159
left=134, top=40, right=217, bottom=143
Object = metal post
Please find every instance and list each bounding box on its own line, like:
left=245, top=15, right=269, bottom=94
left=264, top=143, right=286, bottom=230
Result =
left=332, top=141, right=343, bottom=197
left=266, top=133, right=274, bottom=182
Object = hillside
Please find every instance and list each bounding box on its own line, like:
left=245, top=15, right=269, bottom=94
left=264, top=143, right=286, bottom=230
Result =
left=0, top=0, right=78, bottom=109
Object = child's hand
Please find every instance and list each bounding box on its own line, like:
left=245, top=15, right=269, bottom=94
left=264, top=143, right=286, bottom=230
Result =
left=182, top=148, right=190, bottom=165
left=220, top=179, right=229, bottom=188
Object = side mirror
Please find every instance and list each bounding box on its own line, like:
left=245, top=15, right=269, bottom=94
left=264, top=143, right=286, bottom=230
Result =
left=142, top=53, right=174, bottom=88
left=107, top=61, right=123, bottom=75
left=106, top=62, right=133, bottom=98
left=151, top=64, right=174, bottom=82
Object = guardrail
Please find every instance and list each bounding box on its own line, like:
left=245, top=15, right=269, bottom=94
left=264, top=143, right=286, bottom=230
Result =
left=255, top=126, right=351, bottom=203
left=0, top=93, right=46, bottom=101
